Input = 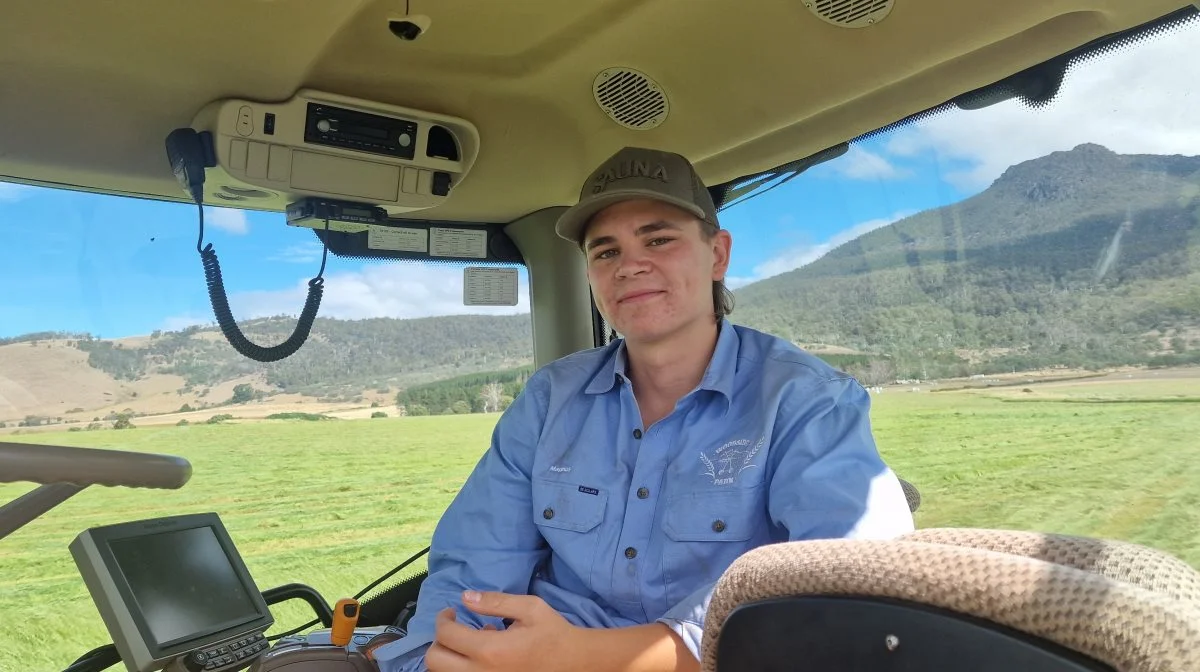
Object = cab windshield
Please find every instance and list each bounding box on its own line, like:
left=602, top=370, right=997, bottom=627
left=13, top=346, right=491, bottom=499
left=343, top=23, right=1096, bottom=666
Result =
left=3, top=15, right=1199, bottom=670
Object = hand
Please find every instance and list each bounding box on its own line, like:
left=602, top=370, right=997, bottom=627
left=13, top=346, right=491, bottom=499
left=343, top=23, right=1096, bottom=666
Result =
left=425, top=591, right=580, bottom=672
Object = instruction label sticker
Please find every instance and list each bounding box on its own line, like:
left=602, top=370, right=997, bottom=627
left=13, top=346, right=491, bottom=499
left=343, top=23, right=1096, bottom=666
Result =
left=464, top=267, right=519, bottom=306
left=430, top=227, right=487, bottom=259
left=368, top=225, right=428, bottom=253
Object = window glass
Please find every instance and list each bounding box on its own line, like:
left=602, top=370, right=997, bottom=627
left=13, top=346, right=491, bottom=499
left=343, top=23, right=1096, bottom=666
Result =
left=720, top=16, right=1199, bottom=565
left=0, top=189, right=533, bottom=668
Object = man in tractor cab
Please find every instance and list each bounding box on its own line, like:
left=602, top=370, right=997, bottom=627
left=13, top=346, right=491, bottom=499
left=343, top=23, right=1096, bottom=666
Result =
left=371, top=147, right=916, bottom=672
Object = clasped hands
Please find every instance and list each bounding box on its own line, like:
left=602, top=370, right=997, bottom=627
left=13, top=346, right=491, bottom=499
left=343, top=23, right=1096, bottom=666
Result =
left=425, top=590, right=580, bottom=672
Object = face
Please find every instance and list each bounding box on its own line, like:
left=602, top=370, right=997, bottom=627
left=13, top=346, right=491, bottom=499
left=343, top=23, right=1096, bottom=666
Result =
left=582, top=198, right=732, bottom=345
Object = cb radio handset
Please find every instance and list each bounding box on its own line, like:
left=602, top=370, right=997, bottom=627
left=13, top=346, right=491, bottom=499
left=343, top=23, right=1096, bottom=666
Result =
left=164, top=127, right=328, bottom=363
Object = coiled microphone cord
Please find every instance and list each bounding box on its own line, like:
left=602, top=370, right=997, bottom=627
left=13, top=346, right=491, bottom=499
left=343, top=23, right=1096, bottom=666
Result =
left=194, top=202, right=329, bottom=362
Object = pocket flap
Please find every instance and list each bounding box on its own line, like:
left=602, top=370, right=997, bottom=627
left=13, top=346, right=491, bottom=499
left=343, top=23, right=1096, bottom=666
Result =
left=533, top=478, right=607, bottom=533
left=663, top=488, right=761, bottom=542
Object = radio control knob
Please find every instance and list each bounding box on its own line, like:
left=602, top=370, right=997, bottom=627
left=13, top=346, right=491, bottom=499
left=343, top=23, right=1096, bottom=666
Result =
left=183, top=651, right=208, bottom=672
left=398, top=133, right=412, bottom=147
left=317, top=119, right=332, bottom=133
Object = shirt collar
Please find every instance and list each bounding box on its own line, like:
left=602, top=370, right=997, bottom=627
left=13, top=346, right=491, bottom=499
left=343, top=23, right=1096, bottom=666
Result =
left=584, top=339, right=629, bottom=395
left=585, top=319, right=739, bottom=409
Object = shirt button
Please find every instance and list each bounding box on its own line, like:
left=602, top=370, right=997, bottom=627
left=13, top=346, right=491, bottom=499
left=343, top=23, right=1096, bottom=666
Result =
left=633, top=429, right=642, bottom=439
left=637, top=487, right=649, bottom=499
left=712, top=519, right=726, bottom=533
left=542, top=508, right=554, bottom=520
left=624, top=547, right=637, bottom=559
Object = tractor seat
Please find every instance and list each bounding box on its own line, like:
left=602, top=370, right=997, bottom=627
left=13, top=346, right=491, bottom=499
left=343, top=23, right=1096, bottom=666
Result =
left=702, top=528, right=1200, bottom=672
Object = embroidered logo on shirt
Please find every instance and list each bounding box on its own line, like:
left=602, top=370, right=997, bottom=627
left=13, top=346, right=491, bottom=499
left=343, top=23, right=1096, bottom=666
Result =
left=578, top=485, right=600, bottom=496
left=700, top=436, right=764, bottom=486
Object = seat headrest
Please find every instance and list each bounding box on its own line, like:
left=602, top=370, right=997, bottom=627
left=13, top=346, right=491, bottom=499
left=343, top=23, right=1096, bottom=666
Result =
left=701, top=528, right=1200, bottom=672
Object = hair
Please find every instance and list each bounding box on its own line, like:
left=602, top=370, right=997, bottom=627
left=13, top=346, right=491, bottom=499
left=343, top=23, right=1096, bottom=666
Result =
left=579, top=213, right=735, bottom=323
left=698, top=219, right=736, bottom=321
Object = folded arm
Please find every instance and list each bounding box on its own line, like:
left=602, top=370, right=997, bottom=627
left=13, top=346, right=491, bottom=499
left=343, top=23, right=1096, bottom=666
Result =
left=564, top=623, right=701, bottom=672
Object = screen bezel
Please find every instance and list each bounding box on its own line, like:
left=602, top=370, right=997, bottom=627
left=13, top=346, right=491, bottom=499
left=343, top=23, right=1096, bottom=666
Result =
left=87, top=512, right=274, bottom=657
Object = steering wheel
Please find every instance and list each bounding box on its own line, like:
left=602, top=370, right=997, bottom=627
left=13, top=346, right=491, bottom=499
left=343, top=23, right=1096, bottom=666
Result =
left=0, top=440, right=192, bottom=541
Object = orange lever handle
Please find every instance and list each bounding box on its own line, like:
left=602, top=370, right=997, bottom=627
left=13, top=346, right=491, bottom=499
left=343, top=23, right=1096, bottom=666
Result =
left=331, top=598, right=360, bottom=647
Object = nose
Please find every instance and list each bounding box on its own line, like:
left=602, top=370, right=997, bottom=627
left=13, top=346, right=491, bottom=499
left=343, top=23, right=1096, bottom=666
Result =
left=615, top=245, right=652, bottom=278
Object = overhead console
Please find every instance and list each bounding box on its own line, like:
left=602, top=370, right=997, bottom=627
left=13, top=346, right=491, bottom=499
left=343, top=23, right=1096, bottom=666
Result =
left=190, top=89, right=480, bottom=224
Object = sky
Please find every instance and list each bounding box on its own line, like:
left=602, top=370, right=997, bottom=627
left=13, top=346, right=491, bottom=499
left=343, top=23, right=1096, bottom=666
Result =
left=2, top=17, right=1199, bottom=339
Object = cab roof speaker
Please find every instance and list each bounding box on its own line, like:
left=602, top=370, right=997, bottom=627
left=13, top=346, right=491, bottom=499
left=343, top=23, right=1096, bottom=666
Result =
left=804, top=0, right=895, bottom=28
left=592, top=67, right=670, bottom=130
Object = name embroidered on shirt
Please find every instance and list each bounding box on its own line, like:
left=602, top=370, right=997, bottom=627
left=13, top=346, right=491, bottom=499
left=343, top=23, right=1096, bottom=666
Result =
left=578, top=485, right=600, bottom=496
left=700, top=436, right=764, bottom=486
left=549, top=465, right=572, bottom=473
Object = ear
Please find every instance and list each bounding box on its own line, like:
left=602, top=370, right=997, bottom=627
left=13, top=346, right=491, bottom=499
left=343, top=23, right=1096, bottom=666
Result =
left=710, top=229, right=732, bottom=280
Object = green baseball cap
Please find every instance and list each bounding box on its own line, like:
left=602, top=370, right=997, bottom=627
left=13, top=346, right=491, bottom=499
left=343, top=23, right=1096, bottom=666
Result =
left=554, top=146, right=720, bottom=245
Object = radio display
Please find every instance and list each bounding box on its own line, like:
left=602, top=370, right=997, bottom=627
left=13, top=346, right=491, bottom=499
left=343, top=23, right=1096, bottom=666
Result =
left=304, top=102, right=418, bottom=161
left=344, top=124, right=388, bottom=140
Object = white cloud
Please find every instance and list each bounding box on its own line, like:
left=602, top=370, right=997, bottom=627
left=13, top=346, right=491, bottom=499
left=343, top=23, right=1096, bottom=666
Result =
left=833, top=146, right=911, bottom=180
left=164, top=263, right=529, bottom=330
left=204, top=206, right=249, bottom=235
left=267, top=242, right=326, bottom=264
left=727, top=211, right=913, bottom=289
left=882, top=20, right=1200, bottom=191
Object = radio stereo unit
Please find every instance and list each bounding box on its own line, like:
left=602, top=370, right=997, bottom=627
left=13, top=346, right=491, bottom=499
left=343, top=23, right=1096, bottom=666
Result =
left=304, top=102, right=419, bottom=161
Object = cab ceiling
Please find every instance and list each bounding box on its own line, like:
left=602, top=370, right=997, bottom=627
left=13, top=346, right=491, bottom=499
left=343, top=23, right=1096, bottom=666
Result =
left=0, top=0, right=1191, bottom=223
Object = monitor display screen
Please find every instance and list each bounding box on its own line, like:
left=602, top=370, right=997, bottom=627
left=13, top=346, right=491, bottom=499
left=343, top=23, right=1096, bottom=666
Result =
left=108, top=525, right=263, bottom=647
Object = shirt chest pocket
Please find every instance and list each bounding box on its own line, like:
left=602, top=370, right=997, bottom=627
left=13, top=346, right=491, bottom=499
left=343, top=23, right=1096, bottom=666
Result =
left=532, top=478, right=608, bottom=589
left=661, top=487, right=765, bottom=606
left=533, top=478, right=608, bottom=534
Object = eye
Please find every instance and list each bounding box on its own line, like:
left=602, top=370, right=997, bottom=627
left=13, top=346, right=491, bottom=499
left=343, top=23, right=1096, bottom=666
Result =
left=592, top=248, right=617, bottom=260
left=648, top=237, right=673, bottom=246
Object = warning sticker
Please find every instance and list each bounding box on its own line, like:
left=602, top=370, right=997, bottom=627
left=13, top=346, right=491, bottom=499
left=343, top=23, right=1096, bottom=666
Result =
left=430, top=227, right=487, bottom=259
left=367, top=225, right=428, bottom=253
left=463, top=267, right=519, bottom=306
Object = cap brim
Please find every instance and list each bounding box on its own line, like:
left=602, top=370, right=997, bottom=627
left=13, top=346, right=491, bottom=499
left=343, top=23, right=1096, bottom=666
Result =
left=555, top=190, right=709, bottom=245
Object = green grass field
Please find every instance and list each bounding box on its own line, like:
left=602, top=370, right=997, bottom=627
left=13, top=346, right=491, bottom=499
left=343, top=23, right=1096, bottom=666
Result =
left=3, top=373, right=1199, bottom=671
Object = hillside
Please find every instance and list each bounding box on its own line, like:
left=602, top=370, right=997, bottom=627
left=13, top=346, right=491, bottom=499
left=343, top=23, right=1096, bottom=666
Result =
left=732, top=143, right=1200, bottom=380
left=71, top=314, right=534, bottom=396
left=2, top=143, right=1197, bottom=423
left=0, top=315, right=534, bottom=424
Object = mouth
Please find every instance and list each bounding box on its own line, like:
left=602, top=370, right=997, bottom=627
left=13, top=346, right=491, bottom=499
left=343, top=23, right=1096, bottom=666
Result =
left=617, top=290, right=664, bottom=304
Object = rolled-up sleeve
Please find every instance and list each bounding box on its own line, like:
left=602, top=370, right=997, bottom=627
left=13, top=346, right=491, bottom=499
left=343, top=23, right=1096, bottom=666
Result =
left=373, top=374, right=552, bottom=672
left=657, top=375, right=913, bottom=663
left=655, top=580, right=716, bottom=661
left=767, top=375, right=914, bottom=541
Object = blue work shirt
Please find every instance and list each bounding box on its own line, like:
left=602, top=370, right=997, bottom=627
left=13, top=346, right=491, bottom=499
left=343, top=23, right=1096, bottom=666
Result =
left=373, top=319, right=915, bottom=671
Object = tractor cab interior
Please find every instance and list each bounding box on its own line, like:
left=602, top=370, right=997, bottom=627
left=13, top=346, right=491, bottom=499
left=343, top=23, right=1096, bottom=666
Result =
left=2, top=1, right=1200, bottom=671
